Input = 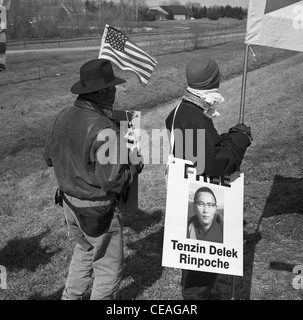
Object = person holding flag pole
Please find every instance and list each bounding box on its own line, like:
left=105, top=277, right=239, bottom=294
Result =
left=165, top=55, right=253, bottom=300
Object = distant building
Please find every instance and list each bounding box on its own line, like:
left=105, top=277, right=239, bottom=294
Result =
left=149, top=5, right=187, bottom=20
left=160, top=5, right=187, bottom=20
left=149, top=6, right=169, bottom=20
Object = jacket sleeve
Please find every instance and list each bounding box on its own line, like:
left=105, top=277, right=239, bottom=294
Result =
left=91, top=126, right=140, bottom=194
left=202, top=120, right=251, bottom=177
left=166, top=103, right=250, bottom=178
left=183, top=114, right=250, bottom=177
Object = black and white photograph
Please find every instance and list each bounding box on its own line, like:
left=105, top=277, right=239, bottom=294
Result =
left=1, top=0, right=302, bottom=304
left=187, top=184, right=224, bottom=244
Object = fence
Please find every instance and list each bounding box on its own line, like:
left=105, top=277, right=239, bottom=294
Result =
left=1, top=32, right=245, bottom=87
left=6, top=25, right=243, bottom=49
left=149, top=32, right=245, bottom=55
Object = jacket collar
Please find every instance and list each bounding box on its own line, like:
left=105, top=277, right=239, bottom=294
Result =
left=74, top=98, right=113, bottom=118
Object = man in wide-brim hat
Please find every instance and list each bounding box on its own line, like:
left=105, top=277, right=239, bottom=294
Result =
left=43, top=59, right=143, bottom=300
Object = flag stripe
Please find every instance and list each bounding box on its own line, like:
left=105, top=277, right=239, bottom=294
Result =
left=101, top=50, right=152, bottom=80
left=103, top=44, right=155, bottom=72
left=99, top=49, right=151, bottom=82
left=101, top=55, right=149, bottom=84
left=100, top=53, right=149, bottom=84
left=100, top=50, right=151, bottom=82
left=101, top=52, right=153, bottom=80
left=126, top=41, right=158, bottom=65
left=125, top=43, right=157, bottom=67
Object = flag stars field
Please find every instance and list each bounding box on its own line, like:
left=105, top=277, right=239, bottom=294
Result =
left=105, top=28, right=127, bottom=52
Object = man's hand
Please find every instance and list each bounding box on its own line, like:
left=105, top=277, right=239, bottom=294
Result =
left=229, top=123, right=253, bottom=142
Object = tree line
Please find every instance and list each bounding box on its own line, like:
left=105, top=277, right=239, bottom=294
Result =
left=190, top=5, right=246, bottom=21
left=6, top=0, right=247, bottom=40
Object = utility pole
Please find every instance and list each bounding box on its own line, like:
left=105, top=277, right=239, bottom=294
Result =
left=132, top=0, right=138, bottom=21
left=120, top=0, right=126, bottom=25
left=98, top=0, right=101, bottom=29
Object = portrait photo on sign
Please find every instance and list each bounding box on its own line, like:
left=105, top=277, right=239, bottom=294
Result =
left=187, top=183, right=224, bottom=244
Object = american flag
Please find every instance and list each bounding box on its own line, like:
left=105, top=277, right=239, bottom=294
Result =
left=98, top=24, right=158, bottom=87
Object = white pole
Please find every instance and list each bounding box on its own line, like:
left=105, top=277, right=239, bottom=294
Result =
left=239, top=44, right=250, bottom=123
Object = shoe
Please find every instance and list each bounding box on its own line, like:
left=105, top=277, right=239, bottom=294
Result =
left=61, top=288, right=83, bottom=300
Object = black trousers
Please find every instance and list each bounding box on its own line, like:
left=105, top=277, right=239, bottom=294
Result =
left=181, top=269, right=218, bottom=300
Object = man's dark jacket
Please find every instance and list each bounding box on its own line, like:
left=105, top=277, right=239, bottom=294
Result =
left=165, top=99, right=251, bottom=177
left=44, top=98, right=138, bottom=202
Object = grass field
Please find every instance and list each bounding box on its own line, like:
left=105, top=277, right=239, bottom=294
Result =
left=0, top=31, right=302, bottom=300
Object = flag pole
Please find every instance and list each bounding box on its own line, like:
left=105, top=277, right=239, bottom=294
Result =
left=231, top=275, right=236, bottom=300
left=239, top=44, right=250, bottom=124
left=232, top=44, right=250, bottom=300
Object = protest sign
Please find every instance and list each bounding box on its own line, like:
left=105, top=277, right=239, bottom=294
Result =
left=162, top=158, right=244, bottom=276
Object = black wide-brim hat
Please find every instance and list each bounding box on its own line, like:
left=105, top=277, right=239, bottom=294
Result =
left=71, top=59, right=126, bottom=94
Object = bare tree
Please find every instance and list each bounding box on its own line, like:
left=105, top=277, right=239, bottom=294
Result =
left=7, top=0, right=41, bottom=39
left=185, top=23, right=204, bottom=51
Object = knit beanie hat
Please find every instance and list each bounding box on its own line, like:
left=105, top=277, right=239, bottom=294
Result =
left=186, top=56, right=220, bottom=90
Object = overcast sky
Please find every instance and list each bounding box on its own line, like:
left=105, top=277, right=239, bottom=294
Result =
left=145, top=0, right=249, bottom=7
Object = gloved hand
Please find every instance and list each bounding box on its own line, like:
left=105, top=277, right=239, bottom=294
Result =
left=229, top=123, right=253, bottom=142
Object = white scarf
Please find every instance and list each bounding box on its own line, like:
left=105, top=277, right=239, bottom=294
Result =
left=186, top=87, right=225, bottom=117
